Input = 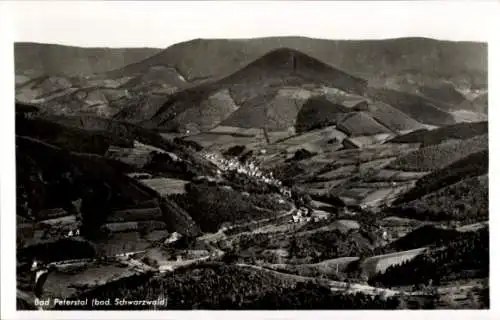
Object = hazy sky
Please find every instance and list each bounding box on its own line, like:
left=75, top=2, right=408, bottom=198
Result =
left=3, top=1, right=498, bottom=48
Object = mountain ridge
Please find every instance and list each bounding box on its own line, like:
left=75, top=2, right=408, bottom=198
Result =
left=102, top=36, right=487, bottom=88
left=134, top=48, right=368, bottom=132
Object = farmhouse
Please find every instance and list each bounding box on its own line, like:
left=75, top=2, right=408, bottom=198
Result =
left=289, top=207, right=314, bottom=224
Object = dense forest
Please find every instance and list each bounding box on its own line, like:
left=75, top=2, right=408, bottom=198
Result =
left=287, top=229, right=376, bottom=262
left=58, top=263, right=402, bottom=310
left=392, top=175, right=488, bottom=223
left=393, top=150, right=488, bottom=205
left=374, top=225, right=464, bottom=255
left=170, top=183, right=280, bottom=233
left=369, top=228, right=489, bottom=287
left=294, top=96, right=348, bottom=133
left=388, top=121, right=487, bottom=147
left=387, top=135, right=487, bottom=172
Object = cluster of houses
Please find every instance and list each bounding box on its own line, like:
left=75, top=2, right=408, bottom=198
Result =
left=288, top=207, right=330, bottom=224
left=202, top=152, right=280, bottom=184
left=202, top=152, right=293, bottom=199
left=289, top=207, right=313, bottom=223
left=66, top=228, right=80, bottom=237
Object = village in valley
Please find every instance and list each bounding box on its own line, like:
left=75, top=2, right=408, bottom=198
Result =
left=14, top=33, right=489, bottom=310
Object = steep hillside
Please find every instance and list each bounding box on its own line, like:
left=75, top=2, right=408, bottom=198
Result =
left=16, top=115, right=132, bottom=155
left=388, top=134, right=488, bottom=172
left=394, top=150, right=488, bottom=204
left=337, top=112, right=393, bottom=137
left=381, top=225, right=464, bottom=253
left=140, top=48, right=368, bottom=132
left=120, top=65, right=188, bottom=91
left=16, top=76, right=74, bottom=102
left=388, top=121, right=488, bottom=146
left=112, top=93, right=174, bottom=123
left=36, top=87, right=132, bottom=117
left=16, top=135, right=150, bottom=221
left=16, top=117, right=205, bottom=238
left=105, top=37, right=486, bottom=89
left=417, top=83, right=467, bottom=107
left=294, top=96, right=349, bottom=133
left=15, top=42, right=161, bottom=77
left=369, top=228, right=488, bottom=287
left=392, top=175, right=488, bottom=223
left=38, top=114, right=218, bottom=178
left=366, top=87, right=456, bottom=126
left=367, top=102, right=424, bottom=132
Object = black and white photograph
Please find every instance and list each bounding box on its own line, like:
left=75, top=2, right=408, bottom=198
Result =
left=0, top=0, right=497, bottom=317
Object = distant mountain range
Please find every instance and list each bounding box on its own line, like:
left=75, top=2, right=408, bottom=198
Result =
left=14, top=37, right=489, bottom=135
left=16, top=37, right=487, bottom=88
left=15, top=42, right=161, bottom=78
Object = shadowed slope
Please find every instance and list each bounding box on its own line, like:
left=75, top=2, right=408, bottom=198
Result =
left=295, top=96, right=350, bottom=133
left=366, top=87, right=456, bottom=126
left=388, top=121, right=488, bottom=146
